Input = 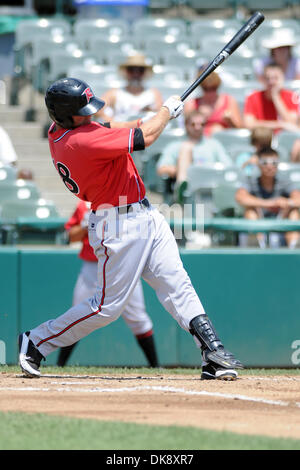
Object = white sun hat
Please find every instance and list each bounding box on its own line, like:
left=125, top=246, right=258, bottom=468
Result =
left=262, top=29, right=298, bottom=49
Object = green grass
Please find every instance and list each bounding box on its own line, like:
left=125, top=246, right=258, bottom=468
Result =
left=0, top=412, right=299, bottom=450
left=1, top=366, right=300, bottom=450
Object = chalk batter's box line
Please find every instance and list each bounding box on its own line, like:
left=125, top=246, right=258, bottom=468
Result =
left=1, top=384, right=299, bottom=408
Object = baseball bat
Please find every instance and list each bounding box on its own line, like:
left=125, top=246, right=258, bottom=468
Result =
left=180, top=11, right=265, bottom=102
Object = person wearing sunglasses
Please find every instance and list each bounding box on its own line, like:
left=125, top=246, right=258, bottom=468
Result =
left=235, top=147, right=300, bottom=248
left=95, top=53, right=163, bottom=122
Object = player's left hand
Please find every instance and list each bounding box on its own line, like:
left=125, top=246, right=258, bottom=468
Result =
left=162, top=95, right=184, bottom=119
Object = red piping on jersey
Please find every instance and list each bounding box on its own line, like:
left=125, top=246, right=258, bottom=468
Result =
left=36, top=222, right=108, bottom=348
left=136, top=329, right=153, bottom=340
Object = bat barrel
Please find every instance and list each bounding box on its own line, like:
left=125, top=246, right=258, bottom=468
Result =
left=180, top=11, right=264, bottom=102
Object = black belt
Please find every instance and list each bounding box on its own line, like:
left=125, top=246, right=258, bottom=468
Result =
left=92, top=198, right=150, bottom=215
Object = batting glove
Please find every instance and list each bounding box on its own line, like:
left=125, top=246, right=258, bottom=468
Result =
left=162, top=95, right=184, bottom=119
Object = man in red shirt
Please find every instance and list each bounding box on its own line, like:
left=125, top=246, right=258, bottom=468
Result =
left=57, top=200, right=159, bottom=367
left=244, top=63, right=300, bottom=133
left=19, top=77, right=243, bottom=380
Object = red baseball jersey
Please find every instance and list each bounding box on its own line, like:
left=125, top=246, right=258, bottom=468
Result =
left=48, top=121, right=146, bottom=210
left=244, top=89, right=299, bottom=122
left=65, top=200, right=96, bottom=262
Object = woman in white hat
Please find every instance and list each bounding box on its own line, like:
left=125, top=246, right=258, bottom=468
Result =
left=95, top=53, right=163, bottom=122
left=254, top=29, right=300, bottom=82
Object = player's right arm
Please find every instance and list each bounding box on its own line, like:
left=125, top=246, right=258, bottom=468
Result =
left=110, top=95, right=184, bottom=147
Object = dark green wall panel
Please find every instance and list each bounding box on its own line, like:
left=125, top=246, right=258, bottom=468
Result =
left=0, top=248, right=18, bottom=364
left=2, top=248, right=300, bottom=367
left=178, top=250, right=300, bottom=367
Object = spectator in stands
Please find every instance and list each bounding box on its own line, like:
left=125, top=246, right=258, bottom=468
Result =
left=184, top=69, right=243, bottom=136
left=244, top=63, right=300, bottom=133
left=157, top=109, right=232, bottom=203
left=236, top=127, right=273, bottom=176
left=95, top=53, right=163, bottom=122
left=235, top=147, right=300, bottom=248
left=253, top=30, right=300, bottom=82
left=0, top=125, right=18, bottom=166
left=17, top=168, right=34, bottom=180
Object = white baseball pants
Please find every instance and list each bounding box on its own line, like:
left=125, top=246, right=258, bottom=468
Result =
left=29, top=202, right=205, bottom=357
left=73, top=260, right=153, bottom=336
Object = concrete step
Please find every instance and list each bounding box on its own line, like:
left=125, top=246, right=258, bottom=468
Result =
left=0, top=105, right=48, bottom=123
left=13, top=141, right=50, bottom=157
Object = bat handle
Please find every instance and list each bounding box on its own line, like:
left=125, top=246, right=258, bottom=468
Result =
left=180, top=62, right=215, bottom=102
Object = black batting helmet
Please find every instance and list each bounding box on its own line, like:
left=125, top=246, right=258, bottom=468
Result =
left=45, top=77, right=105, bottom=129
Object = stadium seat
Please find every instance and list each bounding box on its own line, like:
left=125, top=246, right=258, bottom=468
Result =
left=189, top=18, right=243, bottom=40
left=73, top=18, right=129, bottom=49
left=143, top=37, right=195, bottom=65
left=0, top=198, right=63, bottom=245
left=276, top=131, right=300, bottom=161
left=277, top=162, right=300, bottom=189
left=213, top=129, right=252, bottom=157
left=88, top=37, right=139, bottom=63
left=147, top=81, right=188, bottom=101
left=218, top=63, right=255, bottom=83
left=184, top=164, right=227, bottom=217
left=31, top=38, right=82, bottom=91
left=149, top=0, right=174, bottom=10
left=142, top=129, right=185, bottom=191
left=15, top=17, right=72, bottom=49
left=186, top=164, right=241, bottom=193
left=14, top=18, right=72, bottom=79
left=212, top=183, right=243, bottom=217
left=263, top=18, right=300, bottom=33
left=147, top=64, right=189, bottom=85
left=132, top=18, right=187, bottom=39
left=163, top=52, right=207, bottom=71
left=188, top=0, right=234, bottom=10
left=0, top=180, right=40, bottom=205
left=67, top=64, right=125, bottom=90
left=244, top=0, right=289, bottom=11
left=45, top=50, right=98, bottom=89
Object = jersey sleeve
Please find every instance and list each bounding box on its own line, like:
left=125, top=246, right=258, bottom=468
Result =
left=85, top=126, right=137, bottom=160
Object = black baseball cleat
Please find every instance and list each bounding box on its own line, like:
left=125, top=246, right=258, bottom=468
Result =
left=201, top=363, right=238, bottom=381
left=19, top=332, right=45, bottom=378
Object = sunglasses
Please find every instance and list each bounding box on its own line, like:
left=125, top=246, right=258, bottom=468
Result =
left=126, top=66, right=146, bottom=73
left=260, top=158, right=278, bottom=166
left=202, top=86, right=218, bottom=92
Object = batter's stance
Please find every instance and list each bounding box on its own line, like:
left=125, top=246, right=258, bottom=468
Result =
left=57, top=200, right=159, bottom=368
left=19, top=78, right=243, bottom=380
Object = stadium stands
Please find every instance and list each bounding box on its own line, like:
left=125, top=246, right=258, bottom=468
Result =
left=5, top=6, right=300, bottom=248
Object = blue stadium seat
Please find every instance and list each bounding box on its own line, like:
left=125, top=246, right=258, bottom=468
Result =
left=132, top=18, right=187, bottom=39
left=73, top=18, right=129, bottom=49
left=0, top=164, right=17, bottom=183
left=188, top=0, right=234, bottom=10
left=0, top=180, right=40, bottom=205
left=277, top=162, right=300, bottom=190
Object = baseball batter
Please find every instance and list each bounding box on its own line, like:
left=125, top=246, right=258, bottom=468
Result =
left=57, top=200, right=159, bottom=367
left=19, top=77, right=243, bottom=380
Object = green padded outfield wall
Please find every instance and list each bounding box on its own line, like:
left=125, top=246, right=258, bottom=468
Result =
left=1, top=248, right=300, bottom=367
left=0, top=248, right=18, bottom=364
